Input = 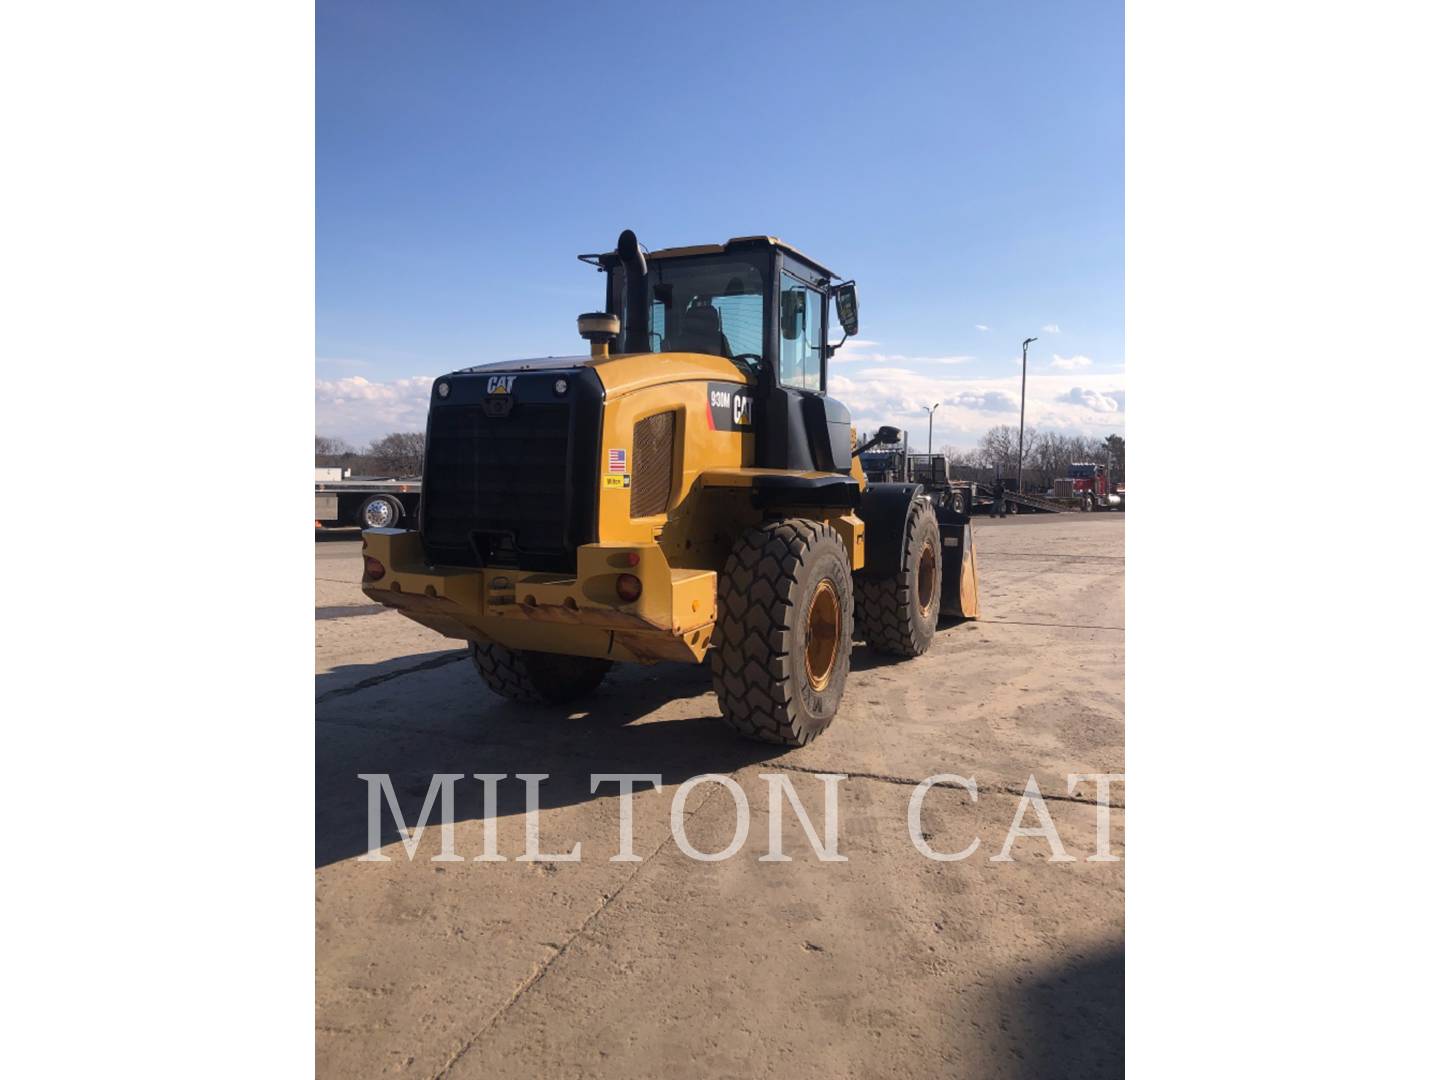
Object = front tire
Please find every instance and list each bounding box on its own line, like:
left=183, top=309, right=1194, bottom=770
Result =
left=712, top=519, right=854, bottom=746
left=469, top=642, right=611, bottom=704
left=856, top=499, right=942, bottom=657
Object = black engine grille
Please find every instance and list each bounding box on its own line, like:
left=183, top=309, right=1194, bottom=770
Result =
left=630, top=410, right=675, bottom=518
left=422, top=400, right=574, bottom=568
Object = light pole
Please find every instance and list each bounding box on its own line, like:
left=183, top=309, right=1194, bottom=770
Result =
left=923, top=402, right=940, bottom=455
left=1018, top=337, right=1038, bottom=493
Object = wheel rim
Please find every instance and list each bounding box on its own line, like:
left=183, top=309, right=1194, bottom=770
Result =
left=803, top=579, right=841, bottom=692
left=363, top=499, right=394, bottom=527
left=917, top=540, right=937, bottom=616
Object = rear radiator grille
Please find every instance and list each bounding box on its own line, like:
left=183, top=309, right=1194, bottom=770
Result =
left=423, top=402, right=570, bottom=564
left=629, top=411, right=675, bottom=518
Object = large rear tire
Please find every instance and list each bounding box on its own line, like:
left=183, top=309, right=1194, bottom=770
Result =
left=469, top=642, right=611, bottom=704
left=712, top=519, right=854, bottom=746
left=856, top=499, right=941, bottom=657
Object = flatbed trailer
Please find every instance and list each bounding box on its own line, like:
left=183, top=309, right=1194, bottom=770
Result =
left=315, top=475, right=421, bottom=529
left=974, top=489, right=1075, bottom=514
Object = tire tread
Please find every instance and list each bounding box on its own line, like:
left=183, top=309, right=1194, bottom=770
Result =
left=856, top=500, right=940, bottom=657
left=470, top=642, right=610, bottom=704
left=711, top=519, right=851, bottom=747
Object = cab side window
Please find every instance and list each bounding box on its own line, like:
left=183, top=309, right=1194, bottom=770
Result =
left=779, top=271, right=823, bottom=392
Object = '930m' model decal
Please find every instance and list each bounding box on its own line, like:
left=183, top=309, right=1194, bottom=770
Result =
left=707, top=383, right=754, bottom=431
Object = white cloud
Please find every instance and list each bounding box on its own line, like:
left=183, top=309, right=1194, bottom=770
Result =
left=952, top=389, right=1020, bottom=413
left=314, top=361, right=1126, bottom=455
left=830, top=367, right=1124, bottom=449
left=1050, top=353, right=1092, bottom=370
left=1058, top=386, right=1125, bottom=413
left=975, top=324, right=990, bottom=332
left=316, top=374, right=434, bottom=445
left=1042, top=324, right=1061, bottom=334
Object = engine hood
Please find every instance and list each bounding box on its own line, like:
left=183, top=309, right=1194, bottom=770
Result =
left=446, top=350, right=752, bottom=398
left=454, top=355, right=592, bottom=375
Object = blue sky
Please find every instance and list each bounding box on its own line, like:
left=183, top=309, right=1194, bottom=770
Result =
left=317, top=0, right=1124, bottom=448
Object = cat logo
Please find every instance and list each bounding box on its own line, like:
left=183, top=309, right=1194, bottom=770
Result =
left=706, top=383, right=755, bottom=431
left=486, top=375, right=518, bottom=395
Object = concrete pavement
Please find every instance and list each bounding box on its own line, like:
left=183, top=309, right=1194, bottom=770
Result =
left=315, top=515, right=1125, bottom=1078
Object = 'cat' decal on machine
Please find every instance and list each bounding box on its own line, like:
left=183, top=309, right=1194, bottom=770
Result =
left=706, top=383, right=754, bottom=431
left=486, top=375, right=517, bottom=394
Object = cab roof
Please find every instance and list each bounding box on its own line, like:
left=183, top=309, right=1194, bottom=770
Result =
left=638, top=236, right=840, bottom=280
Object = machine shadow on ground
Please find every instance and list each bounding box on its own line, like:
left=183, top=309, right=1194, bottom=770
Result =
left=314, top=615, right=992, bottom=868
left=848, top=616, right=979, bottom=673
left=315, top=656, right=788, bottom=868
left=989, top=941, right=1124, bottom=1079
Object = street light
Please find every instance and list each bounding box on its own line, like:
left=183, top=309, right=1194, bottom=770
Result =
left=923, top=401, right=941, bottom=455
left=1018, top=337, right=1038, bottom=493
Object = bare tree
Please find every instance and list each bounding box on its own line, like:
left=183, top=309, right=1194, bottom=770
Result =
left=367, top=432, right=426, bottom=476
left=978, top=425, right=1018, bottom=470
left=1104, top=434, right=1125, bottom=482
left=948, top=447, right=987, bottom=468
left=316, top=435, right=354, bottom=458
left=944, top=427, right=1125, bottom=489
left=1028, top=430, right=1071, bottom=482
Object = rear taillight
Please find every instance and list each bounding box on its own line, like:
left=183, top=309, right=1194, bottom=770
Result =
left=616, top=573, right=642, bottom=602
left=363, top=556, right=386, bottom=582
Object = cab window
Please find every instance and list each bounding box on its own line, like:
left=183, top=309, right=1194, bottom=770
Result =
left=779, top=271, right=823, bottom=392
left=647, top=258, right=765, bottom=359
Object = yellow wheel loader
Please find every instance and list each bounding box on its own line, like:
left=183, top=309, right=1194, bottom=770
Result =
left=360, top=231, right=979, bottom=745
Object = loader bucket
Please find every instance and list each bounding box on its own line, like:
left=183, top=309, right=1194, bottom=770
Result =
left=939, top=519, right=980, bottom=620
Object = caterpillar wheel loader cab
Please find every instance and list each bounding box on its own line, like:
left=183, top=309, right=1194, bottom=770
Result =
left=360, top=230, right=980, bottom=746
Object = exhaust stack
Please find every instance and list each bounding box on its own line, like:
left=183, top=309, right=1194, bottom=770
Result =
left=616, top=229, right=649, bottom=354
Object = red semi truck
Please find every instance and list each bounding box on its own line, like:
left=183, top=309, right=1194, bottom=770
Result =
left=1051, top=462, right=1124, bottom=512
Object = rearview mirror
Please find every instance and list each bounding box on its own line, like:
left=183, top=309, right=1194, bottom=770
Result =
left=834, top=282, right=859, bottom=337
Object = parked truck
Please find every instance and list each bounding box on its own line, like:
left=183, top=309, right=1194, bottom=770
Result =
left=1050, top=462, right=1124, bottom=512
left=859, top=440, right=978, bottom=517
left=315, top=468, right=422, bottom=529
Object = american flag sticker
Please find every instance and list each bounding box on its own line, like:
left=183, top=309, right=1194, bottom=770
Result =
left=607, top=448, right=627, bottom=473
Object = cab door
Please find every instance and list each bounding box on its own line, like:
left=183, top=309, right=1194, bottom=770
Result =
left=777, top=256, right=850, bottom=471
left=778, top=260, right=826, bottom=394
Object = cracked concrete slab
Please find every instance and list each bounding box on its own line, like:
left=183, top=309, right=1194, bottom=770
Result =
left=437, top=771, right=1122, bottom=1080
